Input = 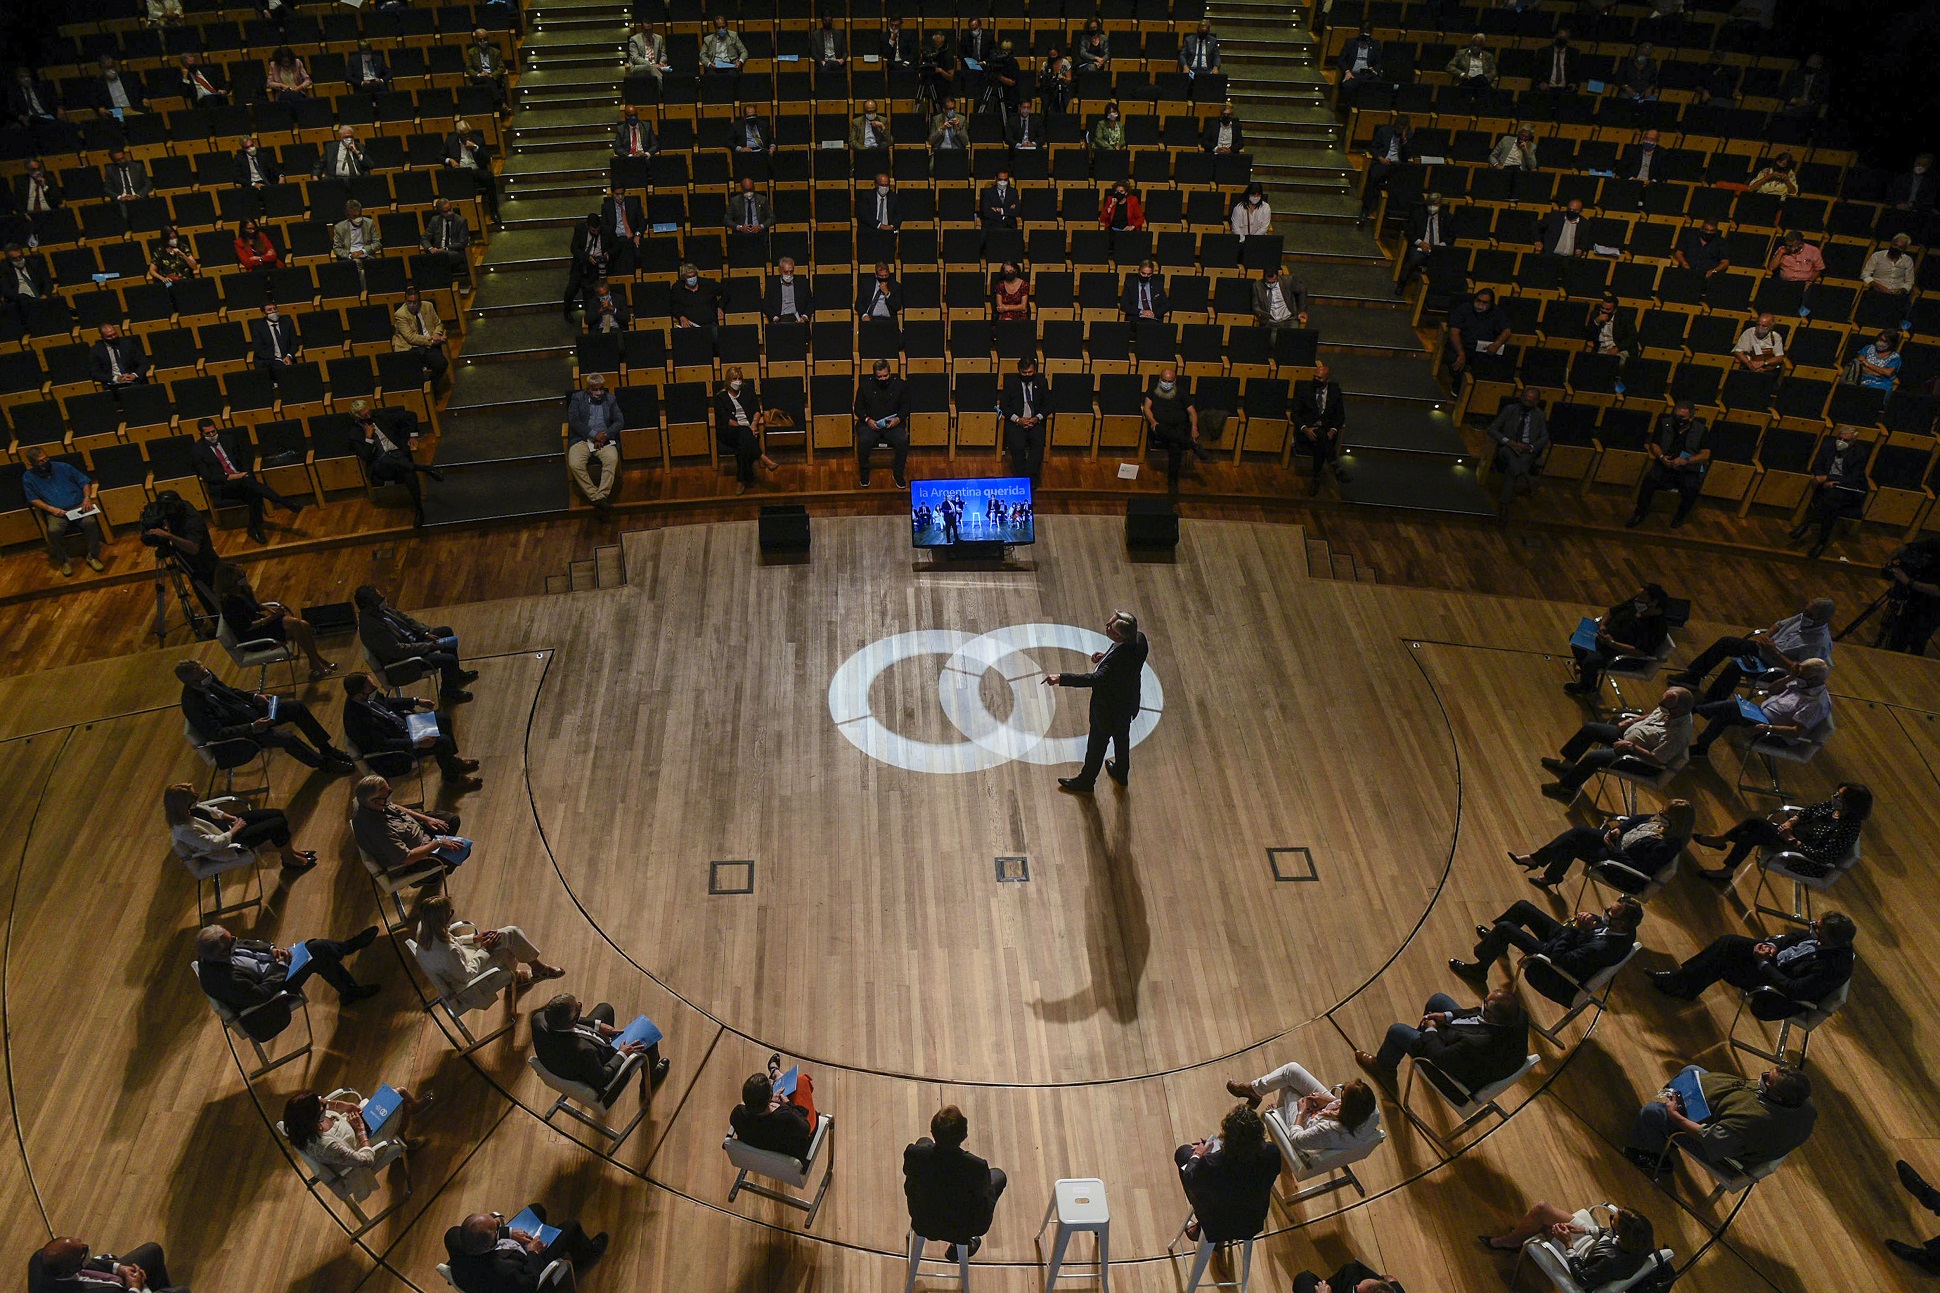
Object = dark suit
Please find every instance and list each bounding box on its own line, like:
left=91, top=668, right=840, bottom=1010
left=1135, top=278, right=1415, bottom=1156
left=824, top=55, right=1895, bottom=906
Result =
left=181, top=669, right=339, bottom=767
left=91, top=75, right=145, bottom=114
left=725, top=190, right=774, bottom=233
left=1292, top=378, right=1346, bottom=474
left=1295, top=1261, right=1392, bottom=1293
left=1201, top=116, right=1245, bottom=153
left=904, top=1139, right=1006, bottom=1245
left=1374, top=992, right=1529, bottom=1102
left=1363, top=125, right=1417, bottom=221
left=1055, top=629, right=1149, bottom=787
left=600, top=193, right=646, bottom=274
left=0, top=253, right=53, bottom=319
left=671, top=277, right=723, bottom=329
left=251, top=314, right=300, bottom=369
left=563, top=223, right=612, bottom=315
left=853, top=374, right=911, bottom=482
left=314, top=139, right=370, bottom=179
left=1000, top=371, right=1052, bottom=482
left=1006, top=111, right=1046, bottom=150
left=89, top=337, right=150, bottom=386
left=1617, top=143, right=1667, bottom=184
left=1397, top=200, right=1449, bottom=285
left=356, top=418, right=436, bottom=522
left=445, top=130, right=499, bottom=219
left=1537, top=210, right=1590, bottom=256
left=730, top=116, right=771, bottom=152
left=731, top=1099, right=814, bottom=1159
left=443, top=1208, right=595, bottom=1293
left=531, top=1003, right=642, bottom=1103
left=714, top=382, right=765, bottom=483
left=1121, top=275, right=1167, bottom=322
left=978, top=183, right=1020, bottom=229
left=31, top=1245, right=183, bottom=1293
left=761, top=276, right=814, bottom=321
left=346, top=50, right=390, bottom=89
left=11, top=174, right=65, bottom=224
left=860, top=187, right=903, bottom=231
left=198, top=938, right=359, bottom=1039
left=1660, top=931, right=1855, bottom=1018
left=1631, top=412, right=1709, bottom=525
left=1531, top=814, right=1684, bottom=891
left=1800, top=435, right=1870, bottom=547
left=1583, top=306, right=1637, bottom=361
left=193, top=432, right=299, bottom=534
left=345, top=691, right=461, bottom=775
left=856, top=276, right=903, bottom=323
left=102, top=160, right=153, bottom=201
left=358, top=602, right=467, bottom=692
left=1472, top=902, right=1634, bottom=1006
left=880, top=28, right=917, bottom=68
left=234, top=147, right=281, bottom=187
left=1176, top=1140, right=1280, bottom=1244
left=7, top=78, right=61, bottom=124
left=612, top=116, right=657, bottom=159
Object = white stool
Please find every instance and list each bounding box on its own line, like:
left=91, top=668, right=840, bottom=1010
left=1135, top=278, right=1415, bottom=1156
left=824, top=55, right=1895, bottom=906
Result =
left=904, top=1229, right=971, bottom=1291
left=1168, top=1212, right=1255, bottom=1292
left=1037, top=1177, right=1110, bottom=1293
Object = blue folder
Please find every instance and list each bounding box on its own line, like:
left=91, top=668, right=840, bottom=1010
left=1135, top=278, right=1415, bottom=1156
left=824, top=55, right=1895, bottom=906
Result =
left=507, top=1207, right=561, bottom=1247
left=433, top=836, right=473, bottom=865
left=773, top=1064, right=800, bottom=1097
left=284, top=940, right=311, bottom=978
left=1668, top=1065, right=1711, bottom=1122
left=362, top=1084, right=404, bottom=1135
left=617, top=1015, right=663, bottom=1048
left=1569, top=616, right=1600, bottom=653
left=1735, top=697, right=1770, bottom=724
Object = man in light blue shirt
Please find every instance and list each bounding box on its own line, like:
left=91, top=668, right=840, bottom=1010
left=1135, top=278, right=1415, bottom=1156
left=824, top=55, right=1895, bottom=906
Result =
left=20, top=446, right=104, bottom=574
left=1672, top=597, right=1834, bottom=701
left=566, top=373, right=625, bottom=510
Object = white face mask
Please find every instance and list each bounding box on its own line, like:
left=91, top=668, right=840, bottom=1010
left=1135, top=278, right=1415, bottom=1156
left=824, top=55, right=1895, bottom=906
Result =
left=684, top=276, right=698, bottom=287
left=876, top=185, right=889, bottom=195
left=1158, top=380, right=1175, bottom=392
left=1426, top=204, right=1440, bottom=214
left=729, top=380, right=742, bottom=391
left=167, top=237, right=178, bottom=247
left=1248, top=195, right=1261, bottom=205
left=780, top=273, right=793, bottom=283
left=1107, top=112, right=1119, bottom=121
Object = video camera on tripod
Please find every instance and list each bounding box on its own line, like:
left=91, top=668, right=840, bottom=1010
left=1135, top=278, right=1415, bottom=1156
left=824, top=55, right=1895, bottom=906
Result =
left=1838, top=536, right=1940, bottom=653
left=139, top=490, right=220, bottom=641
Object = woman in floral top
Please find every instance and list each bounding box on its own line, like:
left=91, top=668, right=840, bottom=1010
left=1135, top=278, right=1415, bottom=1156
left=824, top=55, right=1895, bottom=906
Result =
left=147, top=224, right=199, bottom=284
left=1693, top=783, right=1871, bottom=881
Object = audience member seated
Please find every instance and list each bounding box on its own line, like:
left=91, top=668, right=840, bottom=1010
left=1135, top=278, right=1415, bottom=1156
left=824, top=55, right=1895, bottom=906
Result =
left=1617, top=43, right=1660, bottom=99
left=1627, top=402, right=1710, bottom=529
left=282, top=1086, right=427, bottom=1177
left=1624, top=1064, right=1815, bottom=1180
left=1688, top=657, right=1830, bottom=761
left=1292, top=1258, right=1399, bottom=1293
left=214, top=563, right=336, bottom=680
left=354, top=584, right=478, bottom=701
left=354, top=399, right=442, bottom=525
left=1673, top=220, right=1729, bottom=283
left=1478, top=1203, right=1656, bottom=1288
left=1175, top=1103, right=1279, bottom=1244
left=1748, top=156, right=1801, bottom=198
left=1514, top=801, right=1695, bottom=894
left=992, top=262, right=1030, bottom=321
left=343, top=671, right=481, bottom=787
left=1144, top=364, right=1206, bottom=496
left=1489, top=125, right=1538, bottom=172
left=978, top=171, right=1020, bottom=230
left=1566, top=583, right=1670, bottom=695
left=1291, top=361, right=1346, bottom=494
left=1231, top=183, right=1272, bottom=244
left=1651, top=913, right=1856, bottom=1015
left=1854, top=331, right=1903, bottom=394
left=192, top=417, right=305, bottom=545
left=176, top=659, right=354, bottom=773
left=1536, top=199, right=1589, bottom=258
left=90, top=322, right=150, bottom=387
left=1862, top=234, right=1917, bottom=306
left=196, top=922, right=382, bottom=1033
left=350, top=773, right=466, bottom=887
left=266, top=46, right=312, bottom=102
left=854, top=359, right=911, bottom=488
left=393, top=286, right=451, bottom=389
left=1122, top=259, right=1167, bottom=322
left=1203, top=105, right=1243, bottom=154
left=731, top=1055, right=819, bottom=1157
left=346, top=39, right=389, bottom=93
left=235, top=218, right=282, bottom=270
left=2, top=240, right=54, bottom=321
left=1100, top=182, right=1145, bottom=233
left=443, top=1208, right=608, bottom=1293
left=1335, top=25, right=1384, bottom=103
left=252, top=302, right=301, bottom=374
left=763, top=258, right=813, bottom=322
left=849, top=100, right=889, bottom=150
left=533, top=992, right=670, bottom=1100
left=1361, top=117, right=1415, bottom=219
left=726, top=177, right=773, bottom=235
left=1449, top=897, right=1644, bottom=1003
left=1180, top=21, right=1221, bottom=76
left=1671, top=597, right=1834, bottom=700
left=613, top=105, right=656, bottom=163
left=1445, top=289, right=1509, bottom=380
left=565, top=370, right=623, bottom=510
left=19, top=447, right=105, bottom=577
left=146, top=225, right=199, bottom=287
left=1583, top=296, right=1636, bottom=362
left=1692, top=783, right=1869, bottom=882
left=903, top=1105, right=1007, bottom=1260
left=1766, top=229, right=1822, bottom=284
left=1253, top=263, right=1308, bottom=333
left=1089, top=101, right=1125, bottom=151
left=1224, top=1062, right=1381, bottom=1158
left=1354, top=986, right=1528, bottom=1100
left=466, top=30, right=511, bottom=112
left=165, top=781, right=314, bottom=875
left=31, top=1237, right=186, bottom=1293
left=1445, top=33, right=1497, bottom=99
left=318, top=128, right=371, bottom=181
left=1540, top=686, right=1694, bottom=801
left=858, top=262, right=902, bottom=321
left=445, top=122, right=499, bottom=225
left=410, top=892, right=563, bottom=996
left=716, top=367, right=777, bottom=496
left=1732, top=312, right=1786, bottom=372
left=1487, top=388, right=1548, bottom=515
left=730, top=105, right=768, bottom=154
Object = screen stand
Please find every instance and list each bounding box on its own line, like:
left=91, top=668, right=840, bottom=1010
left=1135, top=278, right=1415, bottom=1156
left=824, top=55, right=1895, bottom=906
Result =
left=917, top=543, right=1035, bottom=573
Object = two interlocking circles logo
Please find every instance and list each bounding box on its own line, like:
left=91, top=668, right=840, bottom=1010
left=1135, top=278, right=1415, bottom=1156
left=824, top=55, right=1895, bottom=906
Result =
left=828, top=623, right=1164, bottom=774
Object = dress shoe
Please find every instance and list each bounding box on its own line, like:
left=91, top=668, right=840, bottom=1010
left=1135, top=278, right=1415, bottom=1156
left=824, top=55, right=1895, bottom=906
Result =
left=650, top=1057, right=671, bottom=1087
left=1057, top=777, right=1094, bottom=794
left=1899, top=1159, right=1940, bottom=1212
left=347, top=925, right=381, bottom=951
left=457, top=669, right=481, bottom=685
left=1509, top=853, right=1541, bottom=870
left=1624, top=513, right=1643, bottom=528
left=427, top=468, right=447, bottom=482
left=1448, top=958, right=1490, bottom=989
left=1539, top=782, right=1576, bottom=802
left=1105, top=759, right=1128, bottom=786
left=1622, top=1146, right=1672, bottom=1178
left=1808, top=539, right=1829, bottom=559
left=1787, top=522, right=1810, bottom=542
left=324, top=755, right=358, bottom=774
left=1352, top=1050, right=1395, bottom=1090
left=456, top=757, right=481, bottom=772
left=1528, top=875, right=1559, bottom=892
left=1226, top=1079, right=1261, bottom=1107
left=442, top=689, right=474, bottom=703
left=1648, top=971, right=1699, bottom=1000
left=1560, top=682, right=1591, bottom=696
left=942, top=1238, right=983, bottom=1261
left=1334, top=465, right=1351, bottom=483
left=858, top=473, right=872, bottom=487
left=1308, top=472, right=1322, bottom=495
left=85, top=555, right=105, bottom=572
left=893, top=472, right=908, bottom=488
left=1475, top=924, right=1494, bottom=940
left=1694, top=867, right=1736, bottom=884
left=248, top=525, right=268, bottom=545
left=342, top=982, right=383, bottom=1004
left=1670, top=513, right=1687, bottom=529
left=452, top=775, right=485, bottom=793
left=1886, top=1240, right=1940, bottom=1275
left=1540, top=757, right=1570, bottom=774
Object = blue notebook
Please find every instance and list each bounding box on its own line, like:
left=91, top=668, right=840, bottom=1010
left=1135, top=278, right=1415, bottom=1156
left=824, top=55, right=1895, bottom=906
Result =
left=433, top=836, right=473, bottom=865
left=405, top=711, right=439, bottom=743
left=1736, top=697, right=1770, bottom=724
left=507, top=1206, right=561, bottom=1247
left=265, top=695, right=280, bottom=720
left=1736, top=654, right=1766, bottom=675
left=773, top=1064, right=800, bottom=1097
left=617, top=1015, right=663, bottom=1048
left=1569, top=616, right=1600, bottom=653
left=362, top=1083, right=404, bottom=1135
left=436, top=634, right=459, bottom=652
left=1668, top=1065, right=1711, bottom=1122
left=284, top=941, right=311, bottom=978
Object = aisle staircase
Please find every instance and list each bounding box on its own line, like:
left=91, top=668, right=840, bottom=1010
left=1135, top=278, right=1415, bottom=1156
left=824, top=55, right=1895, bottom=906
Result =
left=421, top=0, right=624, bottom=529
left=544, top=542, right=627, bottom=593
left=1305, top=534, right=1380, bottom=583
left=1216, top=0, right=1493, bottom=516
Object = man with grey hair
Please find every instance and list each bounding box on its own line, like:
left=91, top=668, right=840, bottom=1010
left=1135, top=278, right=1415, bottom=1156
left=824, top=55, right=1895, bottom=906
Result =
left=1688, top=658, right=1831, bottom=760
left=1043, top=610, right=1150, bottom=793
left=1670, top=597, right=1836, bottom=700
left=443, top=1206, right=609, bottom=1292
left=1541, top=686, right=1694, bottom=802
left=567, top=373, right=624, bottom=510
left=176, top=658, right=353, bottom=771
left=195, top=921, right=381, bottom=1037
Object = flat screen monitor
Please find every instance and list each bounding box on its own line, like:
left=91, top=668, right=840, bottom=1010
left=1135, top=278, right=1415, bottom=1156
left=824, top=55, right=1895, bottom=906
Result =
left=910, top=477, right=1036, bottom=548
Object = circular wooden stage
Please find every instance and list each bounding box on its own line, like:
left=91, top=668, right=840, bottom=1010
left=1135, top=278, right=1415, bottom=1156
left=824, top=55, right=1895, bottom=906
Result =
left=0, top=516, right=1933, bottom=1293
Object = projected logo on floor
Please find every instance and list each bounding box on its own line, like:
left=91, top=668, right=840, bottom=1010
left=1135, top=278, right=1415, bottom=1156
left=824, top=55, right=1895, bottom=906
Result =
left=828, top=623, right=1164, bottom=774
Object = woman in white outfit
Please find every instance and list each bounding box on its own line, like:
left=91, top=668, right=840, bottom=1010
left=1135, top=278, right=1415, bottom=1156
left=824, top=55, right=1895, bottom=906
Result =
left=408, top=892, right=564, bottom=995
left=1224, top=1062, right=1381, bottom=1158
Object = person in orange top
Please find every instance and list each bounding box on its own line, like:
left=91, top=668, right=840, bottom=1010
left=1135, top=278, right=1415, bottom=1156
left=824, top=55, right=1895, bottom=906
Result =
left=1099, top=182, right=1145, bottom=231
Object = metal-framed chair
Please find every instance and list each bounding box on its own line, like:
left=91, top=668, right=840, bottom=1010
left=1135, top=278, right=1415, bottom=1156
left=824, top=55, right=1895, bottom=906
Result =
left=276, top=1086, right=410, bottom=1239
left=1166, top=1210, right=1256, bottom=1292
left=529, top=1051, right=650, bottom=1154
left=183, top=718, right=272, bottom=799
left=1514, top=1204, right=1673, bottom=1292
left=1520, top=941, right=1642, bottom=1047
left=350, top=815, right=447, bottom=924
left=1682, top=1141, right=1792, bottom=1208
left=340, top=729, right=428, bottom=808
left=1728, top=979, right=1848, bottom=1068
left=903, top=1229, right=971, bottom=1291
left=363, top=642, right=437, bottom=703
left=405, top=924, right=517, bottom=1055
left=172, top=793, right=269, bottom=922
left=190, top=960, right=313, bottom=1080
left=1399, top=1052, right=1540, bottom=1151
left=1572, top=844, right=1682, bottom=908
left=1732, top=714, right=1834, bottom=800
left=1598, top=631, right=1675, bottom=714
left=1741, top=810, right=1861, bottom=926
left=215, top=616, right=301, bottom=693
left=724, top=1113, right=835, bottom=1228
left=437, top=1256, right=569, bottom=1289
left=1261, top=1112, right=1384, bottom=1209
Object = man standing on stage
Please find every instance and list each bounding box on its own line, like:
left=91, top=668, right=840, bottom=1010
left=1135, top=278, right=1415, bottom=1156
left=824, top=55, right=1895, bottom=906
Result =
left=1043, top=610, right=1150, bottom=793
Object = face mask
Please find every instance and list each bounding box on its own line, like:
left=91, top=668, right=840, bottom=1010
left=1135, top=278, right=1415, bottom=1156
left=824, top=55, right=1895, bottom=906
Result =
left=780, top=273, right=793, bottom=283
left=1426, top=204, right=1440, bottom=214
left=590, top=391, right=605, bottom=401
left=1114, top=191, right=1126, bottom=199
left=1877, top=341, right=1891, bottom=353
left=877, top=375, right=890, bottom=385
left=684, top=276, right=697, bottom=287
left=167, top=237, right=178, bottom=247
left=1158, top=379, right=1175, bottom=391
left=877, top=276, right=889, bottom=285
left=1139, top=270, right=1152, bottom=280
left=1555, top=37, right=1567, bottom=45
left=865, top=111, right=876, bottom=120
left=1249, top=195, right=1261, bottom=205
left=876, top=185, right=889, bottom=195
left=1633, top=600, right=1650, bottom=612
left=32, top=463, right=51, bottom=476
left=997, top=180, right=1007, bottom=188
left=1888, top=249, right=1903, bottom=259
left=1107, top=111, right=1119, bottom=121
left=729, top=380, right=742, bottom=391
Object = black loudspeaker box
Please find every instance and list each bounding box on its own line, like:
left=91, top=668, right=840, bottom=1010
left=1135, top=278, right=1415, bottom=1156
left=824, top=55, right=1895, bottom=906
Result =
left=1124, top=497, right=1179, bottom=549
left=758, top=504, right=811, bottom=555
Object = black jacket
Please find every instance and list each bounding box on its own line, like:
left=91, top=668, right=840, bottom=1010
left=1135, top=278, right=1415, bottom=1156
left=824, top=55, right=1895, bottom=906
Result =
left=90, top=74, right=145, bottom=113
left=343, top=691, right=430, bottom=767
left=6, top=78, right=60, bottom=122
left=198, top=942, right=296, bottom=1041
left=1292, top=379, right=1345, bottom=431
left=1059, top=630, right=1148, bottom=724
left=91, top=337, right=150, bottom=385
left=251, top=315, right=300, bottom=366
left=1583, top=306, right=1638, bottom=361
left=881, top=28, right=917, bottom=67
left=235, top=147, right=281, bottom=186
left=1537, top=209, right=1589, bottom=255
left=102, top=159, right=152, bottom=199
left=444, top=1222, right=551, bottom=1293
left=1368, top=124, right=1416, bottom=167
left=671, top=278, right=723, bottom=327
left=978, top=182, right=1020, bottom=227
left=530, top=1010, right=628, bottom=1095
left=1336, top=36, right=1383, bottom=76
left=714, top=383, right=762, bottom=439
left=1522, top=920, right=1635, bottom=1006
left=601, top=193, right=645, bottom=242
left=1649, top=412, right=1708, bottom=470
left=347, top=50, right=391, bottom=87
left=569, top=223, right=610, bottom=270
left=1001, top=372, right=1052, bottom=425
left=612, top=116, right=657, bottom=157
left=181, top=676, right=269, bottom=744
left=358, top=602, right=440, bottom=665
left=1178, top=1141, right=1281, bottom=1244
left=731, top=1100, right=814, bottom=1159
left=1404, top=202, right=1450, bottom=249
left=191, top=433, right=255, bottom=488
left=1749, top=931, right=1856, bottom=1011
left=1595, top=813, right=1684, bottom=888
left=1201, top=116, right=1245, bottom=152
left=1121, top=275, right=1168, bottom=321
left=1811, top=436, right=1870, bottom=492
left=856, top=276, right=903, bottom=320
left=0, top=253, right=52, bottom=301
left=1411, top=1001, right=1529, bottom=1098
left=859, top=187, right=903, bottom=230
left=761, top=275, right=815, bottom=320
left=903, top=1139, right=1000, bottom=1244
left=853, top=375, right=911, bottom=426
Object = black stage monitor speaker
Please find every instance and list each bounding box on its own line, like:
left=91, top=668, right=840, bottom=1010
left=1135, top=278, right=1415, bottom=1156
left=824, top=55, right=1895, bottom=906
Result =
left=1125, top=496, right=1178, bottom=549
left=759, top=504, right=810, bottom=555
left=304, top=601, right=357, bottom=634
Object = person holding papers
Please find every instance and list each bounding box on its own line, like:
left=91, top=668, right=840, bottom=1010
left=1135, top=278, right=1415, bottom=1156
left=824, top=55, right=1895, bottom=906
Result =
left=195, top=923, right=381, bottom=1040
left=1624, top=1064, right=1815, bottom=1180
left=532, top=993, right=669, bottom=1104
left=1540, top=686, right=1693, bottom=803
left=342, top=672, right=482, bottom=790
left=410, top=893, right=563, bottom=995
left=19, top=447, right=105, bottom=575
left=445, top=1206, right=609, bottom=1293
left=282, top=1086, right=429, bottom=1176
left=351, top=774, right=469, bottom=887
left=1687, top=657, right=1831, bottom=761
left=1669, top=597, right=1835, bottom=702
left=176, top=659, right=356, bottom=773
left=1565, top=584, right=1669, bottom=696
left=731, top=1054, right=817, bottom=1158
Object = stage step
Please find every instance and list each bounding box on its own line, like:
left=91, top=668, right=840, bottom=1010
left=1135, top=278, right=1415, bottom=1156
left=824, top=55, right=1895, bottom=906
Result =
left=1278, top=222, right=1387, bottom=264
left=432, top=402, right=567, bottom=465
left=1305, top=536, right=1330, bottom=577
left=420, top=456, right=572, bottom=528
left=522, top=31, right=625, bottom=68
left=515, top=68, right=622, bottom=106
left=497, top=194, right=598, bottom=231
left=510, top=105, right=616, bottom=144
left=1333, top=452, right=1496, bottom=517
left=1302, top=534, right=1380, bottom=582
left=1260, top=189, right=1361, bottom=224
left=478, top=228, right=568, bottom=271
left=595, top=543, right=625, bottom=587
left=445, top=353, right=577, bottom=413
left=569, top=557, right=597, bottom=590
left=1308, top=305, right=1422, bottom=357
left=1325, top=351, right=1448, bottom=406
left=1304, top=263, right=1410, bottom=309
left=1343, top=404, right=1467, bottom=457
left=470, top=266, right=572, bottom=317
left=460, top=311, right=575, bottom=359
left=501, top=145, right=612, bottom=189
left=546, top=572, right=571, bottom=593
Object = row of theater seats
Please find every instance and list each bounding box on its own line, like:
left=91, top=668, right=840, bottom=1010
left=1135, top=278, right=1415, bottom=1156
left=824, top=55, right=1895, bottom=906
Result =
left=31, top=6, right=513, bottom=74
left=1329, top=0, right=1785, bottom=50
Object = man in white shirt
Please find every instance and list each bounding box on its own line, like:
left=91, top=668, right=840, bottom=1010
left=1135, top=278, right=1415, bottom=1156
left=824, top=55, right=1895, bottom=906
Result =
left=1732, top=312, right=1785, bottom=371
left=1689, top=659, right=1831, bottom=759
left=1861, top=233, right=1917, bottom=297
left=1672, top=598, right=1835, bottom=701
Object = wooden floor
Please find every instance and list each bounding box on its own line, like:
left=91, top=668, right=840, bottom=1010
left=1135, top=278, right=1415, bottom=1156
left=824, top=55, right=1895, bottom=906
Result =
left=0, top=516, right=1935, bottom=1293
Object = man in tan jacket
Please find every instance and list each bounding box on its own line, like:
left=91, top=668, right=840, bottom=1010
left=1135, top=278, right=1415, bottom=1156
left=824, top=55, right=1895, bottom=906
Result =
left=392, top=285, right=449, bottom=386
left=332, top=199, right=382, bottom=287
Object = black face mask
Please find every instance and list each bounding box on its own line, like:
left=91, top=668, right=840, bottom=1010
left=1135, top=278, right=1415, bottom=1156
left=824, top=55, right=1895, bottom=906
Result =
left=31, top=463, right=52, bottom=476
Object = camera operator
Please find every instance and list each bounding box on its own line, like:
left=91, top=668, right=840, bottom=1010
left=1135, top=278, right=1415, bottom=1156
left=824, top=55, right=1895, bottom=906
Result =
left=140, top=490, right=221, bottom=615
left=1882, top=538, right=1940, bottom=655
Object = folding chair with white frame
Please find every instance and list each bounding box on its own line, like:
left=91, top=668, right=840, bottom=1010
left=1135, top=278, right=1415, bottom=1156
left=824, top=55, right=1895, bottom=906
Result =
left=1399, top=1051, right=1540, bottom=1151
left=190, top=959, right=313, bottom=1079
left=1740, top=807, right=1861, bottom=926
left=723, top=1112, right=835, bottom=1228
left=183, top=718, right=272, bottom=799
left=1513, top=1203, right=1673, bottom=1293
left=350, top=819, right=447, bottom=925
left=1732, top=714, right=1834, bottom=801
left=1519, top=941, right=1642, bottom=1047
left=1728, top=979, right=1848, bottom=1069
left=528, top=1050, right=651, bottom=1155
left=1167, top=1209, right=1256, bottom=1293
left=341, top=730, right=428, bottom=808
left=173, top=794, right=269, bottom=922
left=406, top=924, right=518, bottom=1055
left=1596, top=630, right=1675, bottom=715
left=1571, top=844, right=1682, bottom=910
left=437, top=1256, right=569, bottom=1290
left=216, top=616, right=301, bottom=694
left=276, top=1086, right=411, bottom=1239
left=1262, top=1110, right=1385, bottom=1210
left=363, top=642, right=438, bottom=703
